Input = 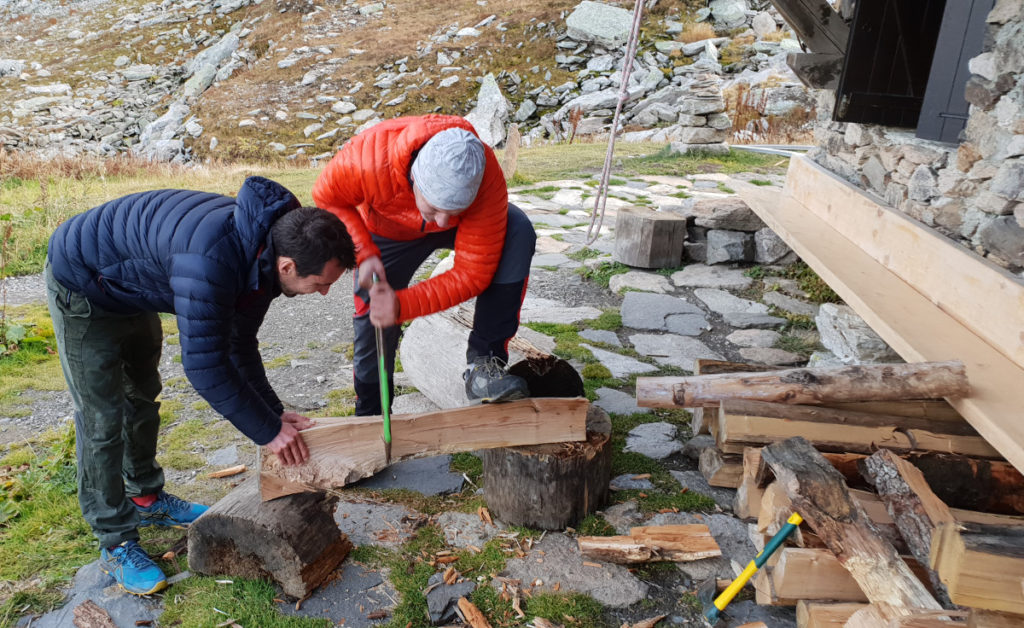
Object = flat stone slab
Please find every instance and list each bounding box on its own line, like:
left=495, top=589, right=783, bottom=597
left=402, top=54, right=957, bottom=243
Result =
left=694, top=288, right=769, bottom=315
left=536, top=236, right=572, bottom=254
left=392, top=392, right=440, bottom=414
left=671, top=265, right=753, bottom=290
left=334, top=500, right=417, bottom=548
left=436, top=512, right=505, bottom=548
left=600, top=500, right=645, bottom=534
left=524, top=212, right=583, bottom=228
left=497, top=533, right=648, bottom=607
left=762, top=291, right=818, bottom=317
left=670, top=469, right=735, bottom=512
left=277, top=563, right=395, bottom=626
left=738, top=347, right=805, bottom=366
left=624, top=421, right=683, bottom=459
left=581, top=343, right=659, bottom=379
left=722, top=312, right=786, bottom=329
left=579, top=329, right=621, bottom=346
left=521, top=297, right=601, bottom=324
left=726, top=329, right=780, bottom=348
left=644, top=512, right=756, bottom=583
left=681, top=434, right=717, bottom=461
left=207, top=444, right=239, bottom=466
left=531, top=253, right=573, bottom=267
left=594, top=387, right=649, bottom=416
left=621, top=292, right=709, bottom=335
left=27, top=561, right=162, bottom=628
left=610, top=473, right=655, bottom=491
left=352, top=455, right=464, bottom=496
left=608, top=271, right=673, bottom=294
left=629, top=334, right=725, bottom=371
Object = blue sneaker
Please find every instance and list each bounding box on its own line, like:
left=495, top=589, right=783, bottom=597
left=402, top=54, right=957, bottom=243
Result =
left=135, top=491, right=208, bottom=529
left=100, top=540, right=167, bottom=596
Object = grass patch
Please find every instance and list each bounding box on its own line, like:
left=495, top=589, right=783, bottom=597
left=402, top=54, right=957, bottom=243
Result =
left=774, top=331, right=820, bottom=356
left=566, top=247, right=603, bottom=262
left=0, top=426, right=96, bottom=624
left=311, top=387, right=357, bottom=418
left=450, top=452, right=483, bottom=485
left=574, top=261, right=630, bottom=288
left=781, top=261, right=840, bottom=304
left=159, top=418, right=234, bottom=470
left=576, top=514, right=616, bottom=537
left=0, top=304, right=64, bottom=417
left=620, top=146, right=788, bottom=178
left=581, top=363, right=612, bottom=380
left=583, top=309, right=622, bottom=331
left=158, top=398, right=185, bottom=426
left=750, top=179, right=772, bottom=186
left=159, top=576, right=331, bottom=627
left=522, top=322, right=594, bottom=363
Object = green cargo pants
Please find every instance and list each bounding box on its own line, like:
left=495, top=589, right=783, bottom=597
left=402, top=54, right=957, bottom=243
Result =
left=45, top=264, right=165, bottom=548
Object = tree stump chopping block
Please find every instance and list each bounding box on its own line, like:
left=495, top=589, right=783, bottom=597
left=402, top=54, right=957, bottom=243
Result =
left=482, top=405, right=612, bottom=530
left=187, top=476, right=352, bottom=598
left=613, top=205, right=688, bottom=269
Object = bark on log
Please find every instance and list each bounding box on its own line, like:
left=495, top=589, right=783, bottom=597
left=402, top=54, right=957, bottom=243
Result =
left=73, top=600, right=117, bottom=628
left=636, top=361, right=969, bottom=409
left=260, top=397, right=588, bottom=500
left=481, top=405, right=610, bottom=530
left=690, top=360, right=766, bottom=435
left=760, top=437, right=942, bottom=611
left=862, top=449, right=955, bottom=607
left=188, top=476, right=352, bottom=598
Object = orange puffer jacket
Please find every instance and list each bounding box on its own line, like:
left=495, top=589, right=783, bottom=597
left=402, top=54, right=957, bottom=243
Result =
left=312, top=115, right=509, bottom=323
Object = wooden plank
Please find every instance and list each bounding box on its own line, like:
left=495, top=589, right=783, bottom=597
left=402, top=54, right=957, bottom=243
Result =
left=783, top=155, right=1024, bottom=373
left=768, top=0, right=849, bottom=55
left=845, top=603, right=968, bottom=627
left=773, top=547, right=869, bottom=602
left=717, top=399, right=999, bottom=458
left=736, top=178, right=1024, bottom=473
left=259, top=398, right=588, bottom=500
left=576, top=525, right=721, bottom=563
left=968, top=609, right=1024, bottom=627
left=797, top=601, right=868, bottom=628
left=761, top=437, right=942, bottom=611
left=636, top=361, right=969, bottom=409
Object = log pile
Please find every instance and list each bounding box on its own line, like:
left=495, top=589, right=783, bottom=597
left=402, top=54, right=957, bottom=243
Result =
left=636, top=361, right=1024, bottom=626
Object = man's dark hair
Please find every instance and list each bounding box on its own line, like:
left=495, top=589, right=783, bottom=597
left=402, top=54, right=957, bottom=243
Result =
left=272, top=206, right=356, bottom=276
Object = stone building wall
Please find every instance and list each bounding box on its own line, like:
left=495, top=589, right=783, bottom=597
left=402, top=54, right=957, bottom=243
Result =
left=807, top=0, right=1024, bottom=275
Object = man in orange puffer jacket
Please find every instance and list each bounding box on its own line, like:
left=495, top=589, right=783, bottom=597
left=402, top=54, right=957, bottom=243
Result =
left=312, top=115, right=537, bottom=415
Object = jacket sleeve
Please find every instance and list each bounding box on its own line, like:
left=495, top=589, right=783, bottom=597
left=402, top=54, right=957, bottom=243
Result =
left=170, top=254, right=283, bottom=445
left=312, top=139, right=381, bottom=266
left=396, top=155, right=508, bottom=321
left=230, top=293, right=285, bottom=417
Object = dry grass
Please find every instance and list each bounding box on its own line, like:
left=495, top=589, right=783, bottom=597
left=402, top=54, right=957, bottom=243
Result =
left=761, top=29, right=788, bottom=42
left=680, top=22, right=717, bottom=43
left=0, top=149, right=180, bottom=183
left=725, top=83, right=816, bottom=145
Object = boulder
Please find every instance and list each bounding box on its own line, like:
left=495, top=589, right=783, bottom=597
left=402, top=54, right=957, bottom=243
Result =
left=710, top=0, right=749, bottom=29
left=184, top=32, right=239, bottom=78
left=464, top=73, right=510, bottom=147
left=815, top=303, right=901, bottom=364
left=566, top=1, right=633, bottom=48
left=692, top=197, right=764, bottom=231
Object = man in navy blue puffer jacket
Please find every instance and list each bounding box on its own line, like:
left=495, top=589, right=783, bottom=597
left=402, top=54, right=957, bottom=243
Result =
left=46, top=176, right=355, bottom=595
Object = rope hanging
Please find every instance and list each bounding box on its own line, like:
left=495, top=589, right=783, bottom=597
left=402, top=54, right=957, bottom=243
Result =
left=585, top=0, right=646, bottom=246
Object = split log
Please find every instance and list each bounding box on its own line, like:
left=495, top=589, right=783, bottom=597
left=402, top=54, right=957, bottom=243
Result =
left=481, top=404, right=609, bottom=530
left=774, top=548, right=868, bottom=602
left=717, top=399, right=998, bottom=458
left=458, top=597, right=493, bottom=628
left=577, top=524, right=721, bottom=563
left=796, top=601, right=868, bottom=627
left=690, top=360, right=766, bottom=435
left=822, top=400, right=963, bottom=423
left=73, top=600, right=117, bottom=628
left=613, top=205, right=688, bottom=268
left=636, top=361, right=969, bottom=409
left=754, top=566, right=799, bottom=606
left=734, top=447, right=764, bottom=520
left=930, top=522, right=1024, bottom=614
left=760, top=437, right=942, bottom=611
left=862, top=449, right=955, bottom=607
left=260, top=397, right=588, bottom=500
left=967, top=609, right=1024, bottom=627
left=845, top=603, right=968, bottom=627
left=698, top=447, right=743, bottom=488
left=188, top=476, right=352, bottom=598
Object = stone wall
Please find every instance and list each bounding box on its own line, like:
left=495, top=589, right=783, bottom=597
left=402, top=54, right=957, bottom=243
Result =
left=808, top=0, right=1024, bottom=275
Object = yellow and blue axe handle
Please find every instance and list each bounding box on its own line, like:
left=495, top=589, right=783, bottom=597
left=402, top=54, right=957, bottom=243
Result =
left=704, top=512, right=803, bottom=625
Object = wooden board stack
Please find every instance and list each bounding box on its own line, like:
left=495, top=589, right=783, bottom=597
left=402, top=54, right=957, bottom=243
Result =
left=636, top=361, right=1024, bottom=627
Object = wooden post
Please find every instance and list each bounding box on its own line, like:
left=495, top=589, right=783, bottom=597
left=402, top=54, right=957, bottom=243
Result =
left=760, top=437, right=942, bottom=611
left=188, top=477, right=352, bottom=598
left=636, top=361, right=969, bottom=409
left=612, top=205, right=688, bottom=269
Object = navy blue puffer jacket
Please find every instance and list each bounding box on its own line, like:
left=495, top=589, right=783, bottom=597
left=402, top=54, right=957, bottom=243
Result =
left=47, top=176, right=300, bottom=445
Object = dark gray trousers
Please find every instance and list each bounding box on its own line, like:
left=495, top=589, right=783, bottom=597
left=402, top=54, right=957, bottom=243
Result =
left=45, top=264, right=164, bottom=548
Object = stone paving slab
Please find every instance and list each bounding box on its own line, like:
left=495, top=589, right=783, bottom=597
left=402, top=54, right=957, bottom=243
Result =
left=594, top=387, right=649, bottom=416
left=334, top=501, right=417, bottom=548
left=497, top=533, right=648, bottom=607
left=629, top=334, right=725, bottom=371
left=608, top=270, right=673, bottom=294
left=581, top=343, right=659, bottom=378
left=726, top=329, right=780, bottom=348
left=694, top=288, right=769, bottom=315
left=536, top=235, right=572, bottom=254
left=436, top=512, right=505, bottom=548
left=579, top=329, right=621, bottom=346
left=352, top=455, right=464, bottom=496
left=277, top=563, right=395, bottom=627
left=25, top=562, right=163, bottom=628
left=521, top=297, right=601, bottom=324
left=738, top=347, right=805, bottom=366
left=671, top=264, right=753, bottom=290
left=624, top=421, right=683, bottom=459
left=670, top=469, right=735, bottom=512
left=762, top=290, right=818, bottom=317
left=610, top=473, right=655, bottom=491
left=531, top=252, right=573, bottom=267
left=621, top=291, right=707, bottom=333
left=721, top=312, right=786, bottom=329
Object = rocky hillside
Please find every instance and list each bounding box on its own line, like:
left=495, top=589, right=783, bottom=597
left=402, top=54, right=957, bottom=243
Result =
left=0, top=0, right=816, bottom=164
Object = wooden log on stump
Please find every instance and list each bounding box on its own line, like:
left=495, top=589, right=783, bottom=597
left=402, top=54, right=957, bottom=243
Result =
left=188, top=477, right=352, bottom=598
left=760, top=437, right=943, bottom=612
left=636, top=361, right=969, bottom=409
left=482, top=405, right=611, bottom=530
left=613, top=205, right=688, bottom=268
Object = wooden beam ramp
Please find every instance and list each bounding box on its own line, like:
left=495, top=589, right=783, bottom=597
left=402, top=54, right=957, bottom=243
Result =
left=732, top=155, right=1024, bottom=474
left=259, top=397, right=589, bottom=501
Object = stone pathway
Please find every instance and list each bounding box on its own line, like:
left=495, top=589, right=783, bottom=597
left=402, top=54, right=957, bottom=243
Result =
left=7, top=171, right=906, bottom=628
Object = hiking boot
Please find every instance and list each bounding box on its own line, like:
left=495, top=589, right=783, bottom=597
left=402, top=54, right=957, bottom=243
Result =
left=100, top=540, right=167, bottom=596
left=464, top=356, right=529, bottom=403
left=135, top=491, right=208, bottom=529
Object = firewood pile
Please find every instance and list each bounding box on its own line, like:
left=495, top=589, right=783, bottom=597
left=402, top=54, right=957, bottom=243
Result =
left=635, top=360, right=1024, bottom=627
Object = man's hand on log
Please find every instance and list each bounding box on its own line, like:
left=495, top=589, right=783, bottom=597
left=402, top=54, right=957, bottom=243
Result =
left=282, top=411, right=316, bottom=430
left=267, top=414, right=312, bottom=466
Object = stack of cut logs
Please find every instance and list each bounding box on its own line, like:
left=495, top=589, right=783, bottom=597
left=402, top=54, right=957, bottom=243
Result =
left=635, top=360, right=1024, bottom=627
